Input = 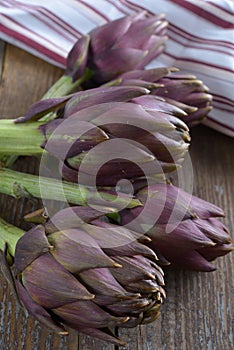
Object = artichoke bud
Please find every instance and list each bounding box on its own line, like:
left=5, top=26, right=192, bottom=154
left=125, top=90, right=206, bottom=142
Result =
left=119, top=67, right=213, bottom=126
left=120, top=184, right=233, bottom=271
left=65, top=35, right=90, bottom=82
left=16, top=84, right=191, bottom=187
left=47, top=229, right=120, bottom=273
left=87, top=12, right=168, bottom=83
left=9, top=211, right=166, bottom=345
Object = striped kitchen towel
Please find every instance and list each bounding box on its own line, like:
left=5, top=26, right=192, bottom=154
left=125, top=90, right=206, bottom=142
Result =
left=0, top=0, right=233, bottom=136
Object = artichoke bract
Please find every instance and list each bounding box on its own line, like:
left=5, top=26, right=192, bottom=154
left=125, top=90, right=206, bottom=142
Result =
left=2, top=207, right=165, bottom=346
left=120, top=184, right=234, bottom=271
left=119, top=67, right=213, bottom=126
left=15, top=85, right=190, bottom=186
left=66, top=12, right=168, bottom=84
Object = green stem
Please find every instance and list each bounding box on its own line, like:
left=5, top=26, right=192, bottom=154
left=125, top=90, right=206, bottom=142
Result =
left=42, top=68, right=93, bottom=100
left=0, top=217, right=24, bottom=256
left=0, top=120, right=44, bottom=155
left=0, top=168, right=141, bottom=209
left=0, top=155, right=18, bottom=168
left=0, top=69, right=93, bottom=166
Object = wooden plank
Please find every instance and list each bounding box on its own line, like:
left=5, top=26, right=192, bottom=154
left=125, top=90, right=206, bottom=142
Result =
left=0, top=40, right=5, bottom=82
left=0, top=44, right=63, bottom=118
left=79, top=335, right=116, bottom=350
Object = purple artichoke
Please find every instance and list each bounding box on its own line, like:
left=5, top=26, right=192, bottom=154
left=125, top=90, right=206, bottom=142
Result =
left=66, top=12, right=168, bottom=83
left=16, top=85, right=190, bottom=186
left=119, top=67, right=213, bottom=126
left=120, top=184, right=233, bottom=271
left=66, top=35, right=90, bottom=82
left=1, top=207, right=165, bottom=346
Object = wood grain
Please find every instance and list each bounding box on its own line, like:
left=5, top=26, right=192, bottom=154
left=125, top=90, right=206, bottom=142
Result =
left=0, top=42, right=233, bottom=350
left=0, top=41, right=5, bottom=82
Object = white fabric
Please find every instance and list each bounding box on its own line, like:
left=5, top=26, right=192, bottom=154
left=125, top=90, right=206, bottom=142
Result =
left=0, top=0, right=233, bottom=136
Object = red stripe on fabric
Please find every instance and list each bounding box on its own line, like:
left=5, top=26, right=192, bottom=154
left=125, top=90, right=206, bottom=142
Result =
left=119, top=0, right=154, bottom=15
left=0, top=0, right=11, bottom=8
left=212, top=102, right=234, bottom=111
left=168, top=24, right=234, bottom=50
left=205, top=1, right=234, bottom=16
left=211, top=103, right=234, bottom=113
left=105, top=0, right=129, bottom=15
left=6, top=0, right=82, bottom=37
left=1, top=13, right=68, bottom=51
left=74, top=0, right=110, bottom=21
left=22, top=13, right=75, bottom=43
left=0, top=24, right=66, bottom=65
left=171, top=0, right=234, bottom=29
left=6, top=0, right=78, bottom=42
left=206, top=116, right=234, bottom=132
left=39, top=8, right=82, bottom=41
left=168, top=31, right=234, bottom=57
left=212, top=93, right=234, bottom=106
left=164, top=52, right=234, bottom=74
left=38, top=9, right=82, bottom=37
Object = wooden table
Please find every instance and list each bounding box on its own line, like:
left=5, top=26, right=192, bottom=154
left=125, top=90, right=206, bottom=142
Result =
left=0, top=42, right=233, bottom=350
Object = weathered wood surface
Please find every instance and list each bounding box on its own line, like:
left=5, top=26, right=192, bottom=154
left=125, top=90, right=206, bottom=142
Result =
left=0, top=43, right=233, bottom=350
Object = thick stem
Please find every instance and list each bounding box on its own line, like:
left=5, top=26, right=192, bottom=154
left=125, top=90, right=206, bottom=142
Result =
left=42, top=68, right=93, bottom=100
left=0, top=120, right=44, bottom=155
left=0, top=69, right=93, bottom=166
left=0, top=217, right=24, bottom=256
left=0, top=168, right=141, bottom=209
left=0, top=155, right=18, bottom=168
left=42, top=75, right=77, bottom=99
